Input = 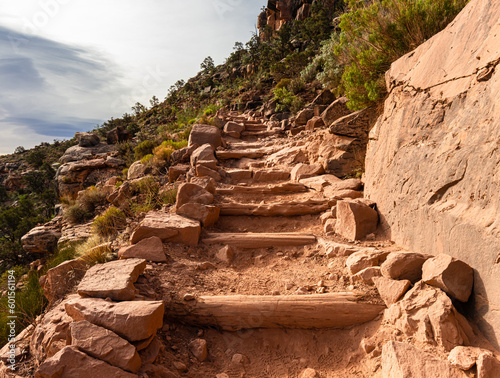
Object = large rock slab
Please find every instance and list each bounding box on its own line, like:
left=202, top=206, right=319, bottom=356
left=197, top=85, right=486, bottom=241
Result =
left=190, top=143, right=217, bottom=167
left=448, top=346, right=492, bottom=370
left=177, top=203, right=220, bottom=227
left=335, top=200, right=378, bottom=240
left=364, top=0, right=500, bottom=347
left=381, top=251, right=430, bottom=283
left=35, top=346, right=138, bottom=378
left=188, top=124, right=222, bottom=148
left=252, top=169, right=290, bottom=182
left=382, top=341, right=466, bottom=378
left=346, top=249, right=389, bottom=275
left=224, top=121, right=245, bottom=138
left=422, top=254, right=474, bottom=302
left=70, top=321, right=141, bottom=373
left=130, top=212, right=201, bottom=246
left=118, top=236, right=167, bottom=262
left=384, top=281, right=473, bottom=351
left=65, top=297, right=164, bottom=342
left=77, top=258, right=146, bottom=301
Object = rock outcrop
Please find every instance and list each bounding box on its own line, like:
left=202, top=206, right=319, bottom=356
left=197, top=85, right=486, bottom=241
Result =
left=364, top=0, right=500, bottom=346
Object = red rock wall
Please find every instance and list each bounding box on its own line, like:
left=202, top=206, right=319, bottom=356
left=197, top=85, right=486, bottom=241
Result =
left=365, top=0, right=500, bottom=347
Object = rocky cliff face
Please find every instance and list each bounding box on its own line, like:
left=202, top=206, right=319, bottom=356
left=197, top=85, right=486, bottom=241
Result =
left=365, top=0, right=500, bottom=347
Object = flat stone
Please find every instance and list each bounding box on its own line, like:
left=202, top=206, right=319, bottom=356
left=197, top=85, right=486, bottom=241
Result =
left=373, top=276, right=411, bottom=306
left=65, top=297, right=164, bottom=342
left=382, top=341, right=466, bottom=378
left=422, top=254, right=474, bottom=302
left=34, top=346, right=138, bottom=378
left=291, top=163, right=325, bottom=182
left=130, top=212, right=201, bottom=246
left=70, top=321, right=141, bottom=373
left=77, top=258, right=146, bottom=301
left=196, top=165, right=222, bottom=181
left=381, top=251, right=430, bottom=283
left=118, top=236, right=166, bottom=262
left=226, top=169, right=252, bottom=183
left=336, top=200, right=378, bottom=240
left=299, top=174, right=341, bottom=191
left=252, top=169, right=290, bottom=182
left=189, top=339, right=207, bottom=362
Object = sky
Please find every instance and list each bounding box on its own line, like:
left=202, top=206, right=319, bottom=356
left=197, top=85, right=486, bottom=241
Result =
left=0, top=0, right=267, bottom=155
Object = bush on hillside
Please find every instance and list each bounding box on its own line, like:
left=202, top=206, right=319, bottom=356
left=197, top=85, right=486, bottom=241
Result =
left=92, top=207, right=126, bottom=237
left=316, top=0, right=469, bottom=109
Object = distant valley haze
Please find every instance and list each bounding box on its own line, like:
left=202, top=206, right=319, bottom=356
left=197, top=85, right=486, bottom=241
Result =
left=0, top=0, right=266, bottom=155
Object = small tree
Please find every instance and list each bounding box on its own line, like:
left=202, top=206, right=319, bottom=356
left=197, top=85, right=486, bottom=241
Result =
left=200, top=56, right=215, bottom=74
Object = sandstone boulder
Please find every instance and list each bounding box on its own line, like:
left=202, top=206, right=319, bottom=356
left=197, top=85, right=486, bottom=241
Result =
left=324, top=218, right=336, bottom=234
left=21, top=226, right=61, bottom=254
left=224, top=121, right=245, bottom=138
left=346, top=249, right=389, bottom=275
left=177, top=203, right=220, bottom=227
left=77, top=258, right=146, bottom=301
left=127, top=161, right=148, bottom=180
left=106, top=126, right=131, bottom=144
left=130, top=212, right=201, bottom=246
left=40, top=259, right=86, bottom=303
left=65, top=298, right=164, bottom=342
left=422, top=254, right=474, bottom=302
left=381, top=251, right=430, bottom=283
left=384, top=281, right=472, bottom=351
left=189, top=177, right=217, bottom=195
left=188, top=124, right=222, bottom=149
left=75, top=132, right=100, bottom=147
left=118, top=236, right=166, bottom=262
left=226, top=169, right=252, bottom=183
left=382, top=341, right=466, bottom=378
left=448, top=346, right=491, bottom=370
left=320, top=97, right=350, bottom=126
left=175, top=182, right=214, bottom=210
left=335, top=200, right=378, bottom=240
left=477, top=352, right=500, bottom=378
left=35, top=346, right=138, bottom=378
left=70, top=321, right=141, bottom=373
left=311, top=90, right=335, bottom=106
left=190, top=144, right=217, bottom=167
left=295, top=108, right=314, bottom=126
left=352, top=266, right=382, bottom=285
left=168, top=164, right=189, bottom=183
left=373, top=276, right=411, bottom=307
left=290, top=163, right=325, bottom=182
left=196, top=165, right=222, bottom=181
left=30, top=298, right=74, bottom=363
left=305, top=116, right=325, bottom=131
left=139, top=336, right=161, bottom=365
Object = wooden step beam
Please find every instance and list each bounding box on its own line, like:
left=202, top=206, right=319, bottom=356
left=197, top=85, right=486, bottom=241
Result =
left=167, top=293, right=385, bottom=331
left=202, top=232, right=316, bottom=248
left=216, top=150, right=266, bottom=159
left=218, top=199, right=333, bottom=216
left=217, top=183, right=308, bottom=195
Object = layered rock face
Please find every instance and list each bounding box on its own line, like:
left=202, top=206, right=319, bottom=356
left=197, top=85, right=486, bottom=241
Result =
left=365, top=0, right=500, bottom=346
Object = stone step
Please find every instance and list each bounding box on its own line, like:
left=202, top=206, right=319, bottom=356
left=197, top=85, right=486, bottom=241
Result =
left=244, top=124, right=267, bottom=132
left=218, top=198, right=333, bottom=216
left=241, top=130, right=277, bottom=137
left=202, top=232, right=317, bottom=248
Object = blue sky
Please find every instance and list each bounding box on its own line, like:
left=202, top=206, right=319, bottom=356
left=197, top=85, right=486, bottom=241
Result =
left=0, top=0, right=266, bottom=154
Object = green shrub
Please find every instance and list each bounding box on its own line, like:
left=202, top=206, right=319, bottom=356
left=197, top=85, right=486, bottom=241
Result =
left=140, top=154, right=154, bottom=165
left=152, top=144, right=175, bottom=170
left=319, top=0, right=469, bottom=109
left=64, top=203, right=90, bottom=224
left=92, top=207, right=126, bottom=237
left=288, top=77, right=306, bottom=94
left=275, top=78, right=292, bottom=90
left=78, top=186, right=107, bottom=213
left=134, top=140, right=157, bottom=160
left=75, top=236, right=113, bottom=266
left=273, top=87, right=303, bottom=113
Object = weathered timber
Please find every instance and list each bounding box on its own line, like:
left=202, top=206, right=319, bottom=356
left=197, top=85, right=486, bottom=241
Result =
left=219, top=198, right=333, bottom=216
left=202, top=232, right=316, bottom=248
left=217, top=182, right=308, bottom=195
left=216, top=150, right=266, bottom=159
left=167, top=293, right=385, bottom=330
